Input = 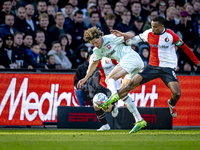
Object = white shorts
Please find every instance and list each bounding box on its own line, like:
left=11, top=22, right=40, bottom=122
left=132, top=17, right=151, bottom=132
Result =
left=119, top=51, right=144, bottom=80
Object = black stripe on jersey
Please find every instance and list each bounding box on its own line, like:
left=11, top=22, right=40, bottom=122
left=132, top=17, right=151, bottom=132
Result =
left=138, top=34, right=144, bottom=42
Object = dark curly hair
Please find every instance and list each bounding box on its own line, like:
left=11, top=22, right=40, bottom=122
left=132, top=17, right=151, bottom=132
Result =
left=83, top=27, right=104, bottom=42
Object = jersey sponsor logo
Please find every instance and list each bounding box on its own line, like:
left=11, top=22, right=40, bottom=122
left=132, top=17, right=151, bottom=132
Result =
left=159, top=45, right=169, bottom=49
left=149, top=43, right=169, bottom=49
left=150, top=43, right=158, bottom=47
left=106, top=50, right=116, bottom=57
left=165, top=37, right=169, bottom=42
left=106, top=44, right=111, bottom=49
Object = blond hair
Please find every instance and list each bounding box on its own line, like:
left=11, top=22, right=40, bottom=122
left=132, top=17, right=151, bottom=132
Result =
left=166, top=7, right=177, bottom=13
left=83, top=27, right=103, bottom=42
left=183, top=2, right=191, bottom=10
left=55, top=12, right=64, bottom=19
left=38, top=13, right=49, bottom=21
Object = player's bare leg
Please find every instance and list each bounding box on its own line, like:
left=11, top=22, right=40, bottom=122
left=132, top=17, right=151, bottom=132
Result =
left=167, top=81, right=181, bottom=118
left=102, top=74, right=143, bottom=109
left=106, top=65, right=128, bottom=83
left=119, top=74, right=143, bottom=98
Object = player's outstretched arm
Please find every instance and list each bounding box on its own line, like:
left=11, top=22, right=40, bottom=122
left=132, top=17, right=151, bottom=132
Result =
left=126, top=36, right=142, bottom=45
left=179, top=43, right=200, bottom=66
left=77, top=60, right=99, bottom=88
left=110, top=30, right=134, bottom=39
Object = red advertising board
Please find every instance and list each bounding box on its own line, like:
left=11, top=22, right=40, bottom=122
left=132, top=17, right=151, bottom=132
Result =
left=0, top=73, right=78, bottom=126
left=0, top=73, right=199, bottom=126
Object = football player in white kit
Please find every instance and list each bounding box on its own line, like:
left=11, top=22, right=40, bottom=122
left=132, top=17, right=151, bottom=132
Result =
left=102, top=16, right=200, bottom=125
left=77, top=26, right=147, bottom=133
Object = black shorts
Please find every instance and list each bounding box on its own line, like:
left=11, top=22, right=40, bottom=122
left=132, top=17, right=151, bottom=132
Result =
left=138, top=65, right=179, bottom=87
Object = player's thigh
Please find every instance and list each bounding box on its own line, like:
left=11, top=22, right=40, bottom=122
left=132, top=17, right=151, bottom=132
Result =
left=106, top=65, right=128, bottom=81
left=160, top=67, right=179, bottom=88
left=167, top=81, right=181, bottom=94
left=120, top=74, right=143, bottom=92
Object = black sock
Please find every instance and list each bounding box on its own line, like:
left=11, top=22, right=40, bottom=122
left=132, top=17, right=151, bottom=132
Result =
left=95, top=109, right=107, bottom=125
left=169, top=98, right=177, bottom=106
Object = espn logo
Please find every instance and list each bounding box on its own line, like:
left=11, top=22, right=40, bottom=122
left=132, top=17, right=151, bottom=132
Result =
left=141, top=114, right=156, bottom=123
left=68, top=113, right=99, bottom=122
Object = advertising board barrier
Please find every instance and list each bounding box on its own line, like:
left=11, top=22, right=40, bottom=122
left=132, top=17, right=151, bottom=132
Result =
left=57, top=106, right=172, bottom=129
left=57, top=106, right=113, bottom=129
left=0, top=73, right=199, bottom=127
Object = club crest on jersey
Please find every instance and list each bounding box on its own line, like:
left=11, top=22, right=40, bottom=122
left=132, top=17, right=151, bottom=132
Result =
left=165, top=37, right=169, bottom=42
left=106, top=44, right=111, bottom=49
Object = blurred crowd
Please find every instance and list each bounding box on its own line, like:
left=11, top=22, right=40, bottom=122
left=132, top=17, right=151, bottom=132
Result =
left=0, top=0, right=200, bottom=72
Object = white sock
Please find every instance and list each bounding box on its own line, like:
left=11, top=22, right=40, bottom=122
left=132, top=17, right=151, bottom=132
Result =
left=106, top=78, right=117, bottom=95
left=122, top=96, right=142, bottom=122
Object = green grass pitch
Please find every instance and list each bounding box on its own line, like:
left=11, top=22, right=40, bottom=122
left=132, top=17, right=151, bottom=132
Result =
left=0, top=129, right=200, bottom=150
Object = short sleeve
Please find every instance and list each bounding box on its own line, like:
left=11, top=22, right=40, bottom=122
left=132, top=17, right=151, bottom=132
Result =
left=109, top=34, right=125, bottom=44
left=89, top=54, right=94, bottom=64
left=138, top=29, right=151, bottom=42
left=93, top=48, right=103, bottom=61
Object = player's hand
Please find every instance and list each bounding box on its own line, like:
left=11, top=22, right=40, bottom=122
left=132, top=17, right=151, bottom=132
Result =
left=110, top=30, right=123, bottom=37
left=196, top=62, right=200, bottom=67
left=77, top=78, right=87, bottom=89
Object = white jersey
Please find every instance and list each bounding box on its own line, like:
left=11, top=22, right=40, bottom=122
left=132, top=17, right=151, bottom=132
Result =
left=93, top=34, right=136, bottom=62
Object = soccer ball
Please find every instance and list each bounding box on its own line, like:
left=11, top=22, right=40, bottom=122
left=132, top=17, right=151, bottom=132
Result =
left=93, top=93, right=108, bottom=108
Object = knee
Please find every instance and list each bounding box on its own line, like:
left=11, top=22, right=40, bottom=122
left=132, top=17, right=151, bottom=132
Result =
left=121, top=79, right=130, bottom=88
left=172, top=92, right=181, bottom=101
left=105, top=77, right=117, bottom=83
left=126, top=80, right=135, bottom=89
left=172, top=90, right=181, bottom=96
